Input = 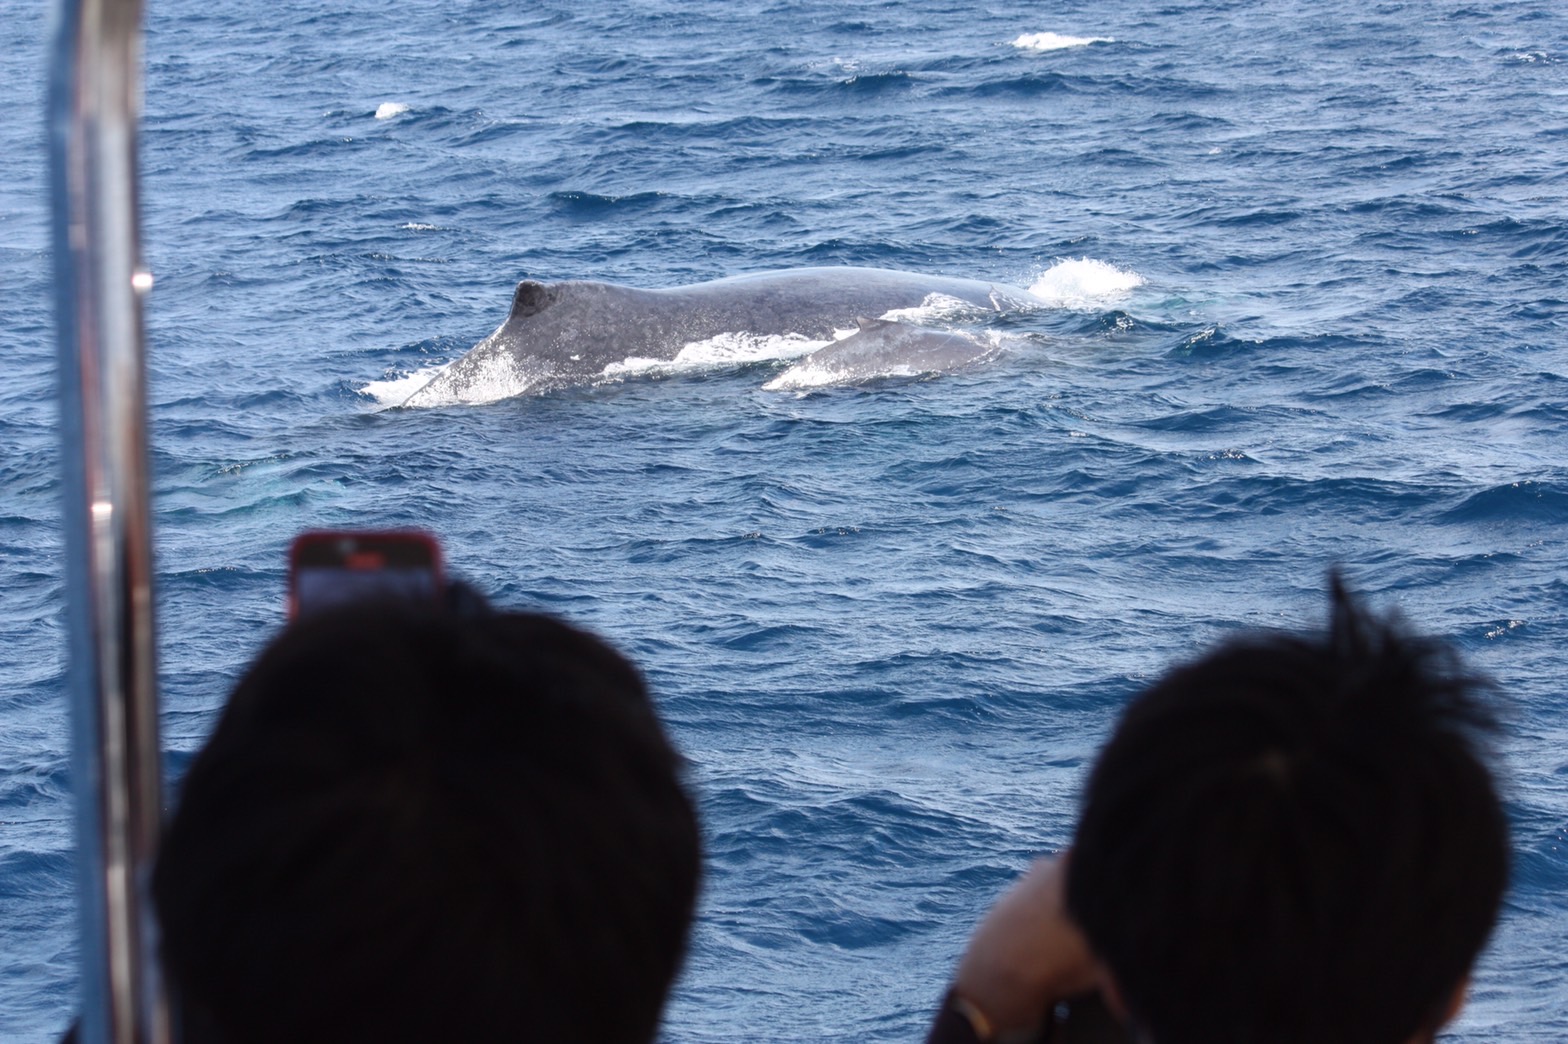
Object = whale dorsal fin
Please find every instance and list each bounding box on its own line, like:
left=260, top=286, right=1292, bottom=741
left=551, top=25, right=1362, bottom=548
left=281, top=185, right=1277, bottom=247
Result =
left=510, top=280, right=553, bottom=320
left=854, top=317, right=876, bottom=331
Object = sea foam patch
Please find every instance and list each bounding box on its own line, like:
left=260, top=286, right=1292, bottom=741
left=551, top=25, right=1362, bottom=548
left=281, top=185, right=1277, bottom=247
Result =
left=1029, top=258, right=1144, bottom=309
left=1012, top=32, right=1113, bottom=52
left=374, top=102, right=411, bottom=120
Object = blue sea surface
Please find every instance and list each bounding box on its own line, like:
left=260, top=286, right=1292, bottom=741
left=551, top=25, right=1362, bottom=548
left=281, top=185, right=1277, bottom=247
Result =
left=3, top=0, right=1567, bottom=1038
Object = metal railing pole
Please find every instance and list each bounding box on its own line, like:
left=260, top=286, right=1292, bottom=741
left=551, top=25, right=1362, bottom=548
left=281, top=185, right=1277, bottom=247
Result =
left=47, top=0, right=173, bottom=1039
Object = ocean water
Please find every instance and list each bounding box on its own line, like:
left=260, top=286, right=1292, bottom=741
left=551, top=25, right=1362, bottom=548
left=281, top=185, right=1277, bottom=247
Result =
left=2, top=0, right=1566, bottom=1039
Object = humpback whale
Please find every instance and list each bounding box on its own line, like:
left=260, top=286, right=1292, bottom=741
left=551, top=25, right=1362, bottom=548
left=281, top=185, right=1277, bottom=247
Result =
left=401, top=267, right=1043, bottom=406
left=764, top=318, right=1000, bottom=390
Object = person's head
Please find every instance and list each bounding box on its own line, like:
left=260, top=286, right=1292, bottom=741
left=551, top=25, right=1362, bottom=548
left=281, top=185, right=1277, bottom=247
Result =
left=152, top=599, right=701, bottom=1043
left=1066, top=579, right=1509, bottom=1044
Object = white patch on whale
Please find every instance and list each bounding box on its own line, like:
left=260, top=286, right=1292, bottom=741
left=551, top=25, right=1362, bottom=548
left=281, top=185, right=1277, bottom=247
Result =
left=392, top=352, right=540, bottom=408
left=602, top=331, right=833, bottom=380
left=877, top=292, right=996, bottom=323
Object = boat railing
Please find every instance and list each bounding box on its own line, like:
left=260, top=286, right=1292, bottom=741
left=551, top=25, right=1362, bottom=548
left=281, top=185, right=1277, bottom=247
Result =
left=47, top=0, right=173, bottom=1038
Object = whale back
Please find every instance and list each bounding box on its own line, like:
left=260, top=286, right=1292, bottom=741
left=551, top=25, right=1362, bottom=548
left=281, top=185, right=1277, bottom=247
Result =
left=507, top=279, right=642, bottom=321
left=404, top=267, right=1042, bottom=406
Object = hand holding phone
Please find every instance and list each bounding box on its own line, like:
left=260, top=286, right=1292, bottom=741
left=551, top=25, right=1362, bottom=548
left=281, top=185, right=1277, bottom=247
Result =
left=947, top=855, right=1122, bottom=1042
left=287, top=531, right=444, bottom=620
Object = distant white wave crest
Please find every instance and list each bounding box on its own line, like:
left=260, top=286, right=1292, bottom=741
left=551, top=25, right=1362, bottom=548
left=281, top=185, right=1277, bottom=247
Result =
left=1028, top=258, right=1144, bottom=309
left=375, top=102, right=411, bottom=120
left=1012, top=32, right=1113, bottom=52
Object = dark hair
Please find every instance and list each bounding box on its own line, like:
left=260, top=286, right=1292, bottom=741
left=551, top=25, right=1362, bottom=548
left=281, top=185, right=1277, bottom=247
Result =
left=152, top=602, right=701, bottom=1044
left=1066, top=580, right=1508, bottom=1044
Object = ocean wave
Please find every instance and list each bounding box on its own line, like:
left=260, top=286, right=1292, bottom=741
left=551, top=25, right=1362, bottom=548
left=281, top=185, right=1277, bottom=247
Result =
left=606, top=114, right=803, bottom=142
left=1512, top=824, right=1568, bottom=892
left=548, top=189, right=672, bottom=216
left=1437, top=481, right=1568, bottom=525
left=759, top=68, right=915, bottom=97
left=837, top=70, right=915, bottom=93
left=949, top=72, right=1075, bottom=98
left=1163, top=326, right=1261, bottom=359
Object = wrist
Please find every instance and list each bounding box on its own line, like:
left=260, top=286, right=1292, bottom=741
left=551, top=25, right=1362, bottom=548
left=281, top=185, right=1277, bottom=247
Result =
left=942, top=986, right=1054, bottom=1044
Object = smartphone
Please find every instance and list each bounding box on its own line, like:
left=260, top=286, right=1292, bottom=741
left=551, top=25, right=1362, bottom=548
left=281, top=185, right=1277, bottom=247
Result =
left=287, top=530, right=444, bottom=620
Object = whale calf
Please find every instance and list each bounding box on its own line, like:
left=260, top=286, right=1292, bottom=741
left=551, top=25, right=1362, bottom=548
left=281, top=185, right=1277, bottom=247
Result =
left=401, top=267, right=1043, bottom=406
left=763, top=318, right=1000, bottom=390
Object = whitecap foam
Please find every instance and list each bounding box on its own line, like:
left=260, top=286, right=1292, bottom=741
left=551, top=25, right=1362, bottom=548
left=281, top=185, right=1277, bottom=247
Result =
left=374, top=102, right=411, bottom=120
left=1028, top=258, right=1144, bottom=309
left=1012, top=32, right=1113, bottom=52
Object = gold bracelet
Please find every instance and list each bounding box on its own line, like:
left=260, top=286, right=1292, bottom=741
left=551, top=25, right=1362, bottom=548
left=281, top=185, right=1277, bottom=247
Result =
left=947, top=989, right=997, bottom=1041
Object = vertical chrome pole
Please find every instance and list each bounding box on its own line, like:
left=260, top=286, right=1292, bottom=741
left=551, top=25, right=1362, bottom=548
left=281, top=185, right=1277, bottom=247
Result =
left=48, top=0, right=172, bottom=1040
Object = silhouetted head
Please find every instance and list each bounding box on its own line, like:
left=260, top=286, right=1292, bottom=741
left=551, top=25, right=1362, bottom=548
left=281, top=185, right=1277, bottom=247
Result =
left=1067, top=579, right=1508, bottom=1044
left=153, top=599, right=700, bottom=1043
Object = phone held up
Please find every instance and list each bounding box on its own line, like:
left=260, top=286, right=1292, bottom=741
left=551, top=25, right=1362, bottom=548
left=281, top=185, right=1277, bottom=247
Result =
left=287, top=530, right=444, bottom=620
